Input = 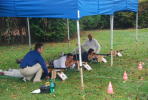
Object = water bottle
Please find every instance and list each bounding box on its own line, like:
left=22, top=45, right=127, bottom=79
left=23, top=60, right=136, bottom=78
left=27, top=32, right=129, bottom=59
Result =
left=49, top=79, right=55, bottom=93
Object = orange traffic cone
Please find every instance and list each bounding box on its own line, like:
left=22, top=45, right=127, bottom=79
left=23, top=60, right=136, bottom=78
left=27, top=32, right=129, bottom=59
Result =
left=107, top=82, right=114, bottom=94
left=123, top=71, right=128, bottom=81
left=138, top=62, right=144, bottom=70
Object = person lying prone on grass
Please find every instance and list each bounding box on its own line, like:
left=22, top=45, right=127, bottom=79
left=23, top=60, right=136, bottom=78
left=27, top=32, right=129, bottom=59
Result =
left=74, top=48, right=107, bottom=63
left=74, top=48, right=96, bottom=63
left=49, top=53, right=77, bottom=69
left=45, top=53, right=79, bottom=79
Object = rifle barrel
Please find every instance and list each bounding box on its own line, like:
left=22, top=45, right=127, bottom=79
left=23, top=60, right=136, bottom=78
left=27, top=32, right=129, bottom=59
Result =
left=96, top=54, right=111, bottom=56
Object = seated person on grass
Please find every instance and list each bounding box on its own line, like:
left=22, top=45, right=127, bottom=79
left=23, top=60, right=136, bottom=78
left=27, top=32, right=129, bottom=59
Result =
left=20, top=43, right=49, bottom=82
left=82, top=34, right=101, bottom=54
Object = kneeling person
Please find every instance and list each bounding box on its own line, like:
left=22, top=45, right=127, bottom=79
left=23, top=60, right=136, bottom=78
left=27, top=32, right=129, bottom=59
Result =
left=20, top=43, right=49, bottom=82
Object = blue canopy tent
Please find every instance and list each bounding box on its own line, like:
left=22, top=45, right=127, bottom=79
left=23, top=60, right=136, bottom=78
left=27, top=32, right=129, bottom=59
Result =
left=0, top=0, right=138, bottom=18
left=0, top=0, right=138, bottom=89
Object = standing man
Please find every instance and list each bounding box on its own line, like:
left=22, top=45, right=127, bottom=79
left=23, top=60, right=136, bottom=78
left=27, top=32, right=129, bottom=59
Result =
left=20, top=43, right=49, bottom=82
left=82, top=34, right=101, bottom=53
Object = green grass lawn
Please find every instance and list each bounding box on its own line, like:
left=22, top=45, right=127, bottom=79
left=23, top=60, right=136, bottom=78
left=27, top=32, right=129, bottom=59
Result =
left=0, top=29, right=148, bottom=100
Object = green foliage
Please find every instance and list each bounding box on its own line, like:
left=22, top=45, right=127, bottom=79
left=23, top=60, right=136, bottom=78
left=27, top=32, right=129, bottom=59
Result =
left=139, top=1, right=148, bottom=28
left=69, top=20, right=77, bottom=38
left=30, top=24, right=45, bottom=42
left=114, top=12, right=136, bottom=29
left=30, top=18, right=76, bottom=42
left=80, top=15, right=110, bottom=30
left=80, top=15, right=101, bottom=30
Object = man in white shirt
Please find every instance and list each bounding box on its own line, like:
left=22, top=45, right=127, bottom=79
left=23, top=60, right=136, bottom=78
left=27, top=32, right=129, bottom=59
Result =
left=82, top=34, right=101, bottom=53
left=53, top=53, right=74, bottom=69
left=50, top=54, right=77, bottom=80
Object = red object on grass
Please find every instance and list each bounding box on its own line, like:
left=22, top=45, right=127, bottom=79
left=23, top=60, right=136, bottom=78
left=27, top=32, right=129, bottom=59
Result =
left=123, top=71, right=128, bottom=81
left=107, top=82, right=114, bottom=94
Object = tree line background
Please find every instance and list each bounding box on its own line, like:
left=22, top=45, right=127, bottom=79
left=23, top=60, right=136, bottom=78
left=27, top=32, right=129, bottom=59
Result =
left=0, top=1, right=147, bottom=45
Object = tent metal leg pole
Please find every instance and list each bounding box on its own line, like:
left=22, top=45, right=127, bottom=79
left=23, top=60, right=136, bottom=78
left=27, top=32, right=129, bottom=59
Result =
left=136, top=12, right=138, bottom=41
left=76, top=19, right=84, bottom=90
left=27, top=18, right=32, bottom=50
left=67, top=19, right=70, bottom=47
left=110, top=15, right=114, bottom=66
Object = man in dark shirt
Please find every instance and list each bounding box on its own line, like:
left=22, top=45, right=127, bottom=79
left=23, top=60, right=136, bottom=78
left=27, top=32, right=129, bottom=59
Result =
left=74, top=48, right=95, bottom=62
left=20, top=43, right=49, bottom=82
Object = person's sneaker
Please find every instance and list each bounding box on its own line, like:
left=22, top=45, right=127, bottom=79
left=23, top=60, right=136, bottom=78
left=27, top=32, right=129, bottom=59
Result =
left=22, top=77, right=27, bottom=82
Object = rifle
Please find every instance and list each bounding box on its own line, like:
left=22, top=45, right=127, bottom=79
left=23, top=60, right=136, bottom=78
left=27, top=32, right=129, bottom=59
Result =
left=91, top=53, right=108, bottom=63
left=113, top=49, right=127, bottom=52
left=95, top=53, right=111, bottom=57
left=110, top=49, right=127, bottom=57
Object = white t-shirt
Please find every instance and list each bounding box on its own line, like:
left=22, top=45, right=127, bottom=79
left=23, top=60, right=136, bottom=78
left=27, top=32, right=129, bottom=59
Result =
left=82, top=39, right=101, bottom=53
left=53, top=56, right=67, bottom=68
